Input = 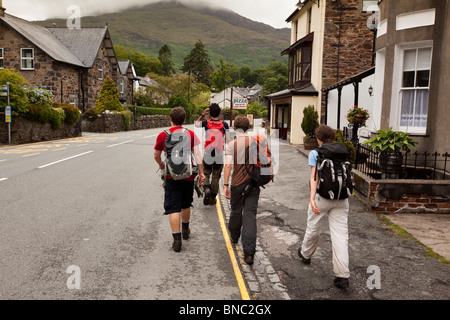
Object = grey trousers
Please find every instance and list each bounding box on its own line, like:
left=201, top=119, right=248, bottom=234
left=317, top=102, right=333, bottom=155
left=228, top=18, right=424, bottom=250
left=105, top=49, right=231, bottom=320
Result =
left=228, top=181, right=260, bottom=255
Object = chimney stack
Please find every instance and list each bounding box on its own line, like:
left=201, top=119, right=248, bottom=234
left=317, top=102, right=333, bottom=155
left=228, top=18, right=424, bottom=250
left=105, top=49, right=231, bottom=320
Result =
left=0, top=0, right=5, bottom=17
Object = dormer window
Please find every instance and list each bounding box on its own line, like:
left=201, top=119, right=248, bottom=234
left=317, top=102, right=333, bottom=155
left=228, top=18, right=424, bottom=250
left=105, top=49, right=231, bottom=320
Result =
left=21, top=48, right=34, bottom=70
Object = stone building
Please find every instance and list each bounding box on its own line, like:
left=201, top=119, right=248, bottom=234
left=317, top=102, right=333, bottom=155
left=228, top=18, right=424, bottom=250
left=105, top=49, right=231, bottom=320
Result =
left=266, top=0, right=377, bottom=143
left=118, top=60, right=138, bottom=105
left=0, top=5, right=134, bottom=111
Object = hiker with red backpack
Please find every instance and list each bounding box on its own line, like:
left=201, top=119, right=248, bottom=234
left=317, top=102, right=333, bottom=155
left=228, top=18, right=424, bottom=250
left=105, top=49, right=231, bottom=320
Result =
left=223, top=115, right=274, bottom=265
left=195, top=103, right=230, bottom=206
left=298, top=124, right=352, bottom=290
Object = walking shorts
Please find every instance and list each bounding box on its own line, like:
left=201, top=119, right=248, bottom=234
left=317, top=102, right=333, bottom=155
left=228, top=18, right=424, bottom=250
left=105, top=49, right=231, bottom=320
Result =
left=163, top=178, right=195, bottom=215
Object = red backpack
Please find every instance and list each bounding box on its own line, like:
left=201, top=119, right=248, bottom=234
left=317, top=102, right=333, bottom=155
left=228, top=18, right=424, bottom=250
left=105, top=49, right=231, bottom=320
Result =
left=245, top=134, right=275, bottom=188
left=205, top=119, right=225, bottom=155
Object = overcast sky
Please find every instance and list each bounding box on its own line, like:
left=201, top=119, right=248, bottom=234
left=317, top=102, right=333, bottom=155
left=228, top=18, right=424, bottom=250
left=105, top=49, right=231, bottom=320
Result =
left=2, top=0, right=296, bottom=29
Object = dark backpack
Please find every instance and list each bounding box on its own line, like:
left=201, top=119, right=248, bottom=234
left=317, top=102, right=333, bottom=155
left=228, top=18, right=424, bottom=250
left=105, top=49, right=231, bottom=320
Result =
left=164, top=128, right=194, bottom=180
left=315, top=143, right=353, bottom=200
left=245, top=135, right=275, bottom=188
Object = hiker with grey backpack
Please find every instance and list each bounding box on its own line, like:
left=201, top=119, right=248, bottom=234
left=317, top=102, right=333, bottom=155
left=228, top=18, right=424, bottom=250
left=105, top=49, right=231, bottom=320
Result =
left=154, top=107, right=205, bottom=252
left=298, top=124, right=353, bottom=290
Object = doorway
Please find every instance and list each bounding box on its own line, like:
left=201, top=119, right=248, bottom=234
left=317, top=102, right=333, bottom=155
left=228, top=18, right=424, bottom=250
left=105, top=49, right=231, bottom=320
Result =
left=274, top=104, right=291, bottom=140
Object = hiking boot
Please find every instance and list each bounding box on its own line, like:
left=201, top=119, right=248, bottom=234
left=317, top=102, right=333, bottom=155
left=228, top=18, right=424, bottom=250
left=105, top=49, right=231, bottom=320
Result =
left=172, top=233, right=182, bottom=252
left=209, top=195, right=217, bottom=205
left=182, top=226, right=191, bottom=240
left=203, top=188, right=211, bottom=206
left=297, top=248, right=311, bottom=265
left=244, top=254, right=254, bottom=265
left=334, top=277, right=350, bottom=290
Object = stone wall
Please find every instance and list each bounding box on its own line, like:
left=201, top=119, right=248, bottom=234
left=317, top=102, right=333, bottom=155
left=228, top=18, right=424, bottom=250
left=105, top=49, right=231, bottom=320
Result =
left=82, top=113, right=170, bottom=133
left=0, top=114, right=82, bottom=144
left=322, top=0, right=375, bottom=88
left=0, top=23, right=80, bottom=106
left=321, top=0, right=375, bottom=118
left=353, top=170, right=450, bottom=214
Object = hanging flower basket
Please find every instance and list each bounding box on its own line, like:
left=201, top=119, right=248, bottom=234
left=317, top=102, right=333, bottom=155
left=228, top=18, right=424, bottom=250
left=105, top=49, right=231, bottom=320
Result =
left=347, top=106, right=370, bottom=126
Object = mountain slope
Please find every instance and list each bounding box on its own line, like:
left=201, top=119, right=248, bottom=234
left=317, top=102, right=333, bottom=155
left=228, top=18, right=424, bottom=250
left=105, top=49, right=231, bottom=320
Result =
left=40, top=1, right=290, bottom=70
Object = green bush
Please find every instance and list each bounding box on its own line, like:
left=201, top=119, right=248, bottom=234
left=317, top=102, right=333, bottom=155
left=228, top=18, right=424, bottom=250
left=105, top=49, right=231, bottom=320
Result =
left=0, top=69, right=30, bottom=114
left=53, top=103, right=81, bottom=124
left=168, top=95, right=195, bottom=122
left=124, top=105, right=171, bottom=116
left=301, top=105, right=319, bottom=138
left=121, top=109, right=132, bottom=131
left=49, top=108, right=62, bottom=130
left=26, top=87, right=54, bottom=109
left=25, top=104, right=62, bottom=130
left=95, top=76, right=123, bottom=113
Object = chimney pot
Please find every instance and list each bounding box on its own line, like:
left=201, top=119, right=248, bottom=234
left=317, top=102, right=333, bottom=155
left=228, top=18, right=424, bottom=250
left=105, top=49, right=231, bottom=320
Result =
left=0, top=0, right=5, bottom=17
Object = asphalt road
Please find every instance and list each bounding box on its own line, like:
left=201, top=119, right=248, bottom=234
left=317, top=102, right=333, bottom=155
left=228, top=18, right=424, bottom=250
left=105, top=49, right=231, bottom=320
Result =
left=0, top=128, right=242, bottom=300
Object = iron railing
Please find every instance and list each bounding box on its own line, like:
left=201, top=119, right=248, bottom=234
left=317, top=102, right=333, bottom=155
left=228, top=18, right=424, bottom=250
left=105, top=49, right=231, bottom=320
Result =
left=354, top=144, right=449, bottom=181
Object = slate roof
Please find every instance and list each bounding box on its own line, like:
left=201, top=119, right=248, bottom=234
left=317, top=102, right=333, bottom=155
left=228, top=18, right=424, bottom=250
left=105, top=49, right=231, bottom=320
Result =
left=47, top=27, right=109, bottom=68
left=0, top=13, right=115, bottom=69
left=0, top=14, right=84, bottom=67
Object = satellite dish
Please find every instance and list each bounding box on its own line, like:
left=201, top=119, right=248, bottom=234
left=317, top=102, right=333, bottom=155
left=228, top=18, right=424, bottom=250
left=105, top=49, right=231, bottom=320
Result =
left=367, top=11, right=380, bottom=30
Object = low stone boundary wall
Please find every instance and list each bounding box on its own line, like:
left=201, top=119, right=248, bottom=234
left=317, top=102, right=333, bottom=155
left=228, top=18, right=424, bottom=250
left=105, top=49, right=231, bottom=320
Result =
left=353, top=169, right=450, bottom=214
left=0, top=114, right=82, bottom=144
left=81, top=113, right=170, bottom=133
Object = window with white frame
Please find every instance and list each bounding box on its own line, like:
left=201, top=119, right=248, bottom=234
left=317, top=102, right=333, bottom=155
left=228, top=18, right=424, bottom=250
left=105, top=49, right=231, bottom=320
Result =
left=21, top=48, right=34, bottom=70
left=399, top=47, right=432, bottom=132
left=0, top=48, right=4, bottom=69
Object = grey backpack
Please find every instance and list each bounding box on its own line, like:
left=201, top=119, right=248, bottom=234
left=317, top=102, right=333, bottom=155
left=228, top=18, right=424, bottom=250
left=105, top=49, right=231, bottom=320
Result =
left=164, top=128, right=193, bottom=180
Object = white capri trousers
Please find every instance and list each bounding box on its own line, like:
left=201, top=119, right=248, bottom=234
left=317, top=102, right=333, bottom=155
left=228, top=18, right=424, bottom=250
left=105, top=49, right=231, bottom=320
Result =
left=300, top=195, right=350, bottom=279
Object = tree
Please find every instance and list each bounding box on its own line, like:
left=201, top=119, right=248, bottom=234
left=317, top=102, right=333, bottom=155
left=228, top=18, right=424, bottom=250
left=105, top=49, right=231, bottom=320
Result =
left=158, top=44, right=176, bottom=76
left=0, top=69, right=29, bottom=114
left=95, top=76, right=123, bottom=113
left=145, top=73, right=210, bottom=105
left=262, top=75, right=288, bottom=96
left=211, top=59, right=233, bottom=92
left=114, top=45, right=162, bottom=76
left=182, top=40, right=212, bottom=86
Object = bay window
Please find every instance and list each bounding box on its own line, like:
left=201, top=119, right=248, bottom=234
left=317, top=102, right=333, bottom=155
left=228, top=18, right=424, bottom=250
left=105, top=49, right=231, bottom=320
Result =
left=399, top=47, right=432, bottom=132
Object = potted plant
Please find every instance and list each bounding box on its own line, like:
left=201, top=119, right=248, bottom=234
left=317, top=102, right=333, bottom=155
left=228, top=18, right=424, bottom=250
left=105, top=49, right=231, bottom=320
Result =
left=301, top=105, right=320, bottom=150
left=363, top=127, right=418, bottom=178
left=347, top=105, right=370, bottom=126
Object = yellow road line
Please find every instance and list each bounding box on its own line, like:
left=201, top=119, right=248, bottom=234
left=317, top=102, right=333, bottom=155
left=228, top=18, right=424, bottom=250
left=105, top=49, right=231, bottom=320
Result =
left=0, top=159, right=6, bottom=162
left=215, top=195, right=251, bottom=301
left=22, top=153, right=41, bottom=157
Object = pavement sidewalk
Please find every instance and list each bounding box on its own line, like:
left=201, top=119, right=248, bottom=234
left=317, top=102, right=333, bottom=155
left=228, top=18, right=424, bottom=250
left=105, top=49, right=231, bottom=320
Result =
left=296, top=145, right=450, bottom=263
left=222, top=137, right=449, bottom=300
